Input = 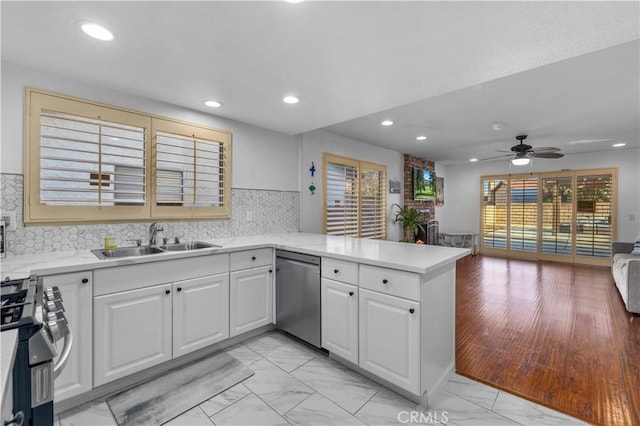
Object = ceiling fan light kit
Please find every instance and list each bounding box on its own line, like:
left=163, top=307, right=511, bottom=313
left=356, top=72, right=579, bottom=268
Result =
left=512, top=156, right=530, bottom=166
left=478, top=134, right=564, bottom=164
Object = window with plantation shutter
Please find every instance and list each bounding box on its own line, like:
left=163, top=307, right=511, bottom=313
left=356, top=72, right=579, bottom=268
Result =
left=151, top=119, right=230, bottom=219
left=39, top=110, right=146, bottom=206
left=25, top=88, right=231, bottom=224
left=323, top=153, right=386, bottom=239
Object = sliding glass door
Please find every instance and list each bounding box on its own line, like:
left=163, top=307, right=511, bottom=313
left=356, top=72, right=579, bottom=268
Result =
left=541, top=174, right=573, bottom=258
left=575, top=172, right=614, bottom=261
left=509, top=176, right=538, bottom=254
left=480, top=168, right=616, bottom=265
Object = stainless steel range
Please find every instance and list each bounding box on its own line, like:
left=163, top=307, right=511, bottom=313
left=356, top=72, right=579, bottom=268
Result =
left=1, top=275, right=72, bottom=426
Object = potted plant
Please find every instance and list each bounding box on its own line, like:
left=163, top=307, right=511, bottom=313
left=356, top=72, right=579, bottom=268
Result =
left=393, top=204, right=425, bottom=243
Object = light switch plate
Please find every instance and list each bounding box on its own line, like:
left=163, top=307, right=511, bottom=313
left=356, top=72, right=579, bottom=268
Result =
left=1, top=211, right=17, bottom=231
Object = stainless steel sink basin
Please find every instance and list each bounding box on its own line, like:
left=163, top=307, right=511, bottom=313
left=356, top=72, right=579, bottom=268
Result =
left=91, top=245, right=165, bottom=260
left=91, top=241, right=220, bottom=259
left=159, top=241, right=220, bottom=251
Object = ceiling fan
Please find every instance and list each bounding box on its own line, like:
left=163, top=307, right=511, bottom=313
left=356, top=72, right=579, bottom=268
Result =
left=481, top=135, right=564, bottom=165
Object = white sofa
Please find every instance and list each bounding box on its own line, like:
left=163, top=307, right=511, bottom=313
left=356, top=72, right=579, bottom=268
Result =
left=611, top=242, right=640, bottom=315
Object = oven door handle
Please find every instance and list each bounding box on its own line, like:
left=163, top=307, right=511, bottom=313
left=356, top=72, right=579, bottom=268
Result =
left=53, top=332, right=73, bottom=379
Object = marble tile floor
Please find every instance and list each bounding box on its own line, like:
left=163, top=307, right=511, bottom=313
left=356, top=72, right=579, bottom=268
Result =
left=58, top=332, right=587, bottom=426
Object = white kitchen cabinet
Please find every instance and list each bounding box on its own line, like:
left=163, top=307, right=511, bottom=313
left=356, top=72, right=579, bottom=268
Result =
left=359, top=288, right=420, bottom=394
left=321, top=278, right=358, bottom=364
left=172, top=273, right=229, bottom=357
left=230, top=265, right=273, bottom=337
left=94, top=284, right=172, bottom=386
left=43, top=271, right=92, bottom=402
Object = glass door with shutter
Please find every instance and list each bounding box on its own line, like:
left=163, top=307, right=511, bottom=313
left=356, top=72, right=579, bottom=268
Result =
left=359, top=163, right=386, bottom=239
left=541, top=174, right=573, bottom=258
left=323, top=153, right=387, bottom=239
left=509, top=176, right=539, bottom=254
left=324, top=157, right=360, bottom=237
left=481, top=178, right=508, bottom=252
left=575, top=171, right=615, bottom=262
left=480, top=168, right=616, bottom=265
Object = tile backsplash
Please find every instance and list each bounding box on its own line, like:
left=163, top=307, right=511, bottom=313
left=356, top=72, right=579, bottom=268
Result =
left=1, top=173, right=300, bottom=256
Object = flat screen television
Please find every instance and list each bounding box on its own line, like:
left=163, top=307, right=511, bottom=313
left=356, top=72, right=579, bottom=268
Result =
left=413, top=168, right=436, bottom=200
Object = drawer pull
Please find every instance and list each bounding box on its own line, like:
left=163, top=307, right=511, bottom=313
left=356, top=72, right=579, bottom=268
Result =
left=176, top=287, right=182, bottom=292
left=409, top=308, right=415, bottom=314
left=269, top=269, right=273, bottom=273
left=81, top=278, right=89, bottom=284
left=382, top=279, right=388, bottom=284
left=252, top=256, right=256, bottom=261
left=334, top=269, right=339, bottom=274
left=349, top=291, right=354, bottom=296
left=165, top=290, right=171, bottom=295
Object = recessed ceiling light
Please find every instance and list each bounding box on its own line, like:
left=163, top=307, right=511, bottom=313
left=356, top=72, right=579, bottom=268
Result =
left=283, top=95, right=300, bottom=104
left=416, top=136, right=427, bottom=141
left=204, top=100, right=222, bottom=108
left=469, top=158, right=478, bottom=162
left=612, top=143, right=626, bottom=147
left=81, top=23, right=114, bottom=41
left=492, top=123, right=505, bottom=131
left=381, top=120, right=394, bottom=126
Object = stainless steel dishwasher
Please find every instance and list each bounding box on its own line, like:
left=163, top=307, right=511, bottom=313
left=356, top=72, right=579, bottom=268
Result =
left=275, top=250, right=321, bottom=348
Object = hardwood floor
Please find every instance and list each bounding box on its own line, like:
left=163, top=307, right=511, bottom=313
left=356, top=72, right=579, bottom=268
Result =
left=455, top=255, right=640, bottom=426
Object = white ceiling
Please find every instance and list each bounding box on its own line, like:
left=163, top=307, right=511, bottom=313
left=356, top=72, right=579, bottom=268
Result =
left=2, top=1, right=639, bottom=165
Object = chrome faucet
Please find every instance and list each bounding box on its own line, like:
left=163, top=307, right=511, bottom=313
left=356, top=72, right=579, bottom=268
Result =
left=149, top=222, right=164, bottom=246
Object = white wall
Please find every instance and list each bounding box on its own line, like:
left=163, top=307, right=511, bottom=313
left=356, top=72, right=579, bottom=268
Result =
left=299, top=129, right=404, bottom=241
left=436, top=147, right=640, bottom=240
left=0, top=61, right=300, bottom=191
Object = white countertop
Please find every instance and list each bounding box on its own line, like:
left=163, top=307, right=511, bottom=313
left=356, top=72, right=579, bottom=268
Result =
left=0, top=233, right=470, bottom=278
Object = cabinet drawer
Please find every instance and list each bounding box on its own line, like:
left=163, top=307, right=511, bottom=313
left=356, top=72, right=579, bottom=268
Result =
left=94, top=254, right=229, bottom=296
left=322, top=258, right=358, bottom=285
left=359, top=265, right=420, bottom=301
left=230, top=248, right=273, bottom=271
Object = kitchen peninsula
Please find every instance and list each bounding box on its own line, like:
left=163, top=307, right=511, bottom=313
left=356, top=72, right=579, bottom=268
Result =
left=1, top=233, right=469, bottom=411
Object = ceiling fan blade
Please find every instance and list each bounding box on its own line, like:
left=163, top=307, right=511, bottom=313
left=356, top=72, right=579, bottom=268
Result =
left=531, top=152, right=564, bottom=159
left=531, top=146, right=561, bottom=153
left=477, top=154, right=513, bottom=161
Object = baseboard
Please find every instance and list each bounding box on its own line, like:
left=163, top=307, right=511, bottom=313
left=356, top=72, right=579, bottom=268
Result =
left=425, top=361, right=454, bottom=404
left=54, top=324, right=274, bottom=414
left=328, top=353, right=428, bottom=409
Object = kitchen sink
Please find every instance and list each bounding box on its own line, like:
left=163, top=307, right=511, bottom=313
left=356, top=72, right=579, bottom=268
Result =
left=91, top=241, right=220, bottom=259
left=159, top=241, right=221, bottom=251
left=91, top=245, right=165, bottom=260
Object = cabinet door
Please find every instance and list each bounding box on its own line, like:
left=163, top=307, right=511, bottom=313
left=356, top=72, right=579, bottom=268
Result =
left=94, top=284, right=172, bottom=386
left=359, top=288, right=420, bottom=394
left=321, top=278, right=358, bottom=363
left=229, top=265, right=273, bottom=337
left=44, top=272, right=92, bottom=402
left=173, top=273, right=229, bottom=357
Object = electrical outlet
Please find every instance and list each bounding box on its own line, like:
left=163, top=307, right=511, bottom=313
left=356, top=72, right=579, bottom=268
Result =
left=628, top=214, right=637, bottom=222
left=1, top=211, right=17, bottom=231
